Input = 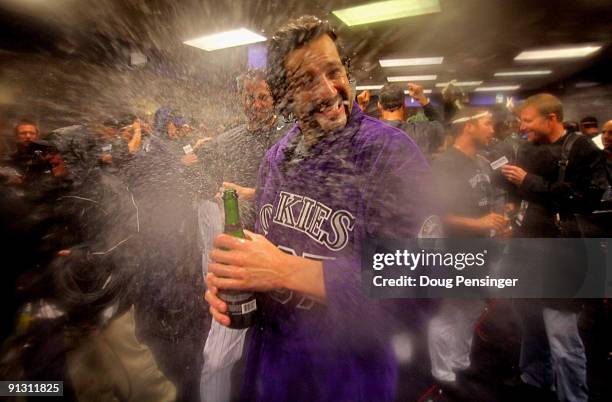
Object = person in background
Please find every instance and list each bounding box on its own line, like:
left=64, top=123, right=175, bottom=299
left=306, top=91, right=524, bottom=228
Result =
left=377, top=83, right=445, bottom=158
left=0, top=118, right=67, bottom=341
left=487, top=113, right=524, bottom=166
left=501, top=94, right=608, bottom=402
left=126, top=105, right=209, bottom=402
left=356, top=90, right=381, bottom=119
left=94, top=117, right=133, bottom=174
left=198, top=69, right=288, bottom=402
left=191, top=69, right=287, bottom=228
left=427, top=107, right=508, bottom=399
left=116, top=114, right=144, bottom=156
left=2, top=117, right=68, bottom=193
left=580, top=116, right=603, bottom=150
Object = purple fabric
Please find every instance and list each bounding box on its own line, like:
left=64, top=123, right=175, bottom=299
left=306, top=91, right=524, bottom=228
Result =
left=242, top=104, right=430, bottom=402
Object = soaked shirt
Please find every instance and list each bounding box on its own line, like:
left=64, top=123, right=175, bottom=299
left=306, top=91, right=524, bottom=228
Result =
left=198, top=120, right=288, bottom=195
left=197, top=120, right=288, bottom=229
left=381, top=119, right=445, bottom=158
left=432, top=147, right=494, bottom=237
left=92, top=135, right=131, bottom=174
left=243, top=104, right=430, bottom=402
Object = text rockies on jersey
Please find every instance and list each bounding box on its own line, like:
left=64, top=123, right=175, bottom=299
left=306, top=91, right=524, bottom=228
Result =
left=259, top=190, right=356, bottom=252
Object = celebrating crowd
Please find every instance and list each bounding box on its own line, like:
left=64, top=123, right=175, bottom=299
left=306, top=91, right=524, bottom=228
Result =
left=1, top=14, right=611, bottom=402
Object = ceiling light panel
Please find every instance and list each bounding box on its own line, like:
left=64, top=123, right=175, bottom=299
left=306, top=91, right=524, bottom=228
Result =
left=184, top=28, right=266, bottom=51
left=380, top=57, right=443, bottom=67
left=514, top=46, right=601, bottom=61
left=388, top=75, right=437, bottom=82
left=333, top=0, right=441, bottom=27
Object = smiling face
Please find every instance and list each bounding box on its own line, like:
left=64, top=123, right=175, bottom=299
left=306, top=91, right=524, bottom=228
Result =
left=284, top=34, right=352, bottom=136
left=520, top=105, right=555, bottom=143
left=242, top=79, right=275, bottom=128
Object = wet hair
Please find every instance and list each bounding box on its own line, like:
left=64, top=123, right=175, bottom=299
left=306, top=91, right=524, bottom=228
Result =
left=450, top=107, right=491, bottom=137
left=266, top=15, right=340, bottom=117
left=378, top=84, right=405, bottom=111
left=153, top=107, right=177, bottom=135
left=14, top=117, right=39, bottom=136
left=521, top=93, right=564, bottom=122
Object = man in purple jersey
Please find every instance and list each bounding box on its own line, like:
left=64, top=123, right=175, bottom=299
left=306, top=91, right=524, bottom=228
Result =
left=204, top=16, right=431, bottom=402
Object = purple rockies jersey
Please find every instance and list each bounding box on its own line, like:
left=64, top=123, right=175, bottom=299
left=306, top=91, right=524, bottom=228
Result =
left=242, top=104, right=430, bottom=402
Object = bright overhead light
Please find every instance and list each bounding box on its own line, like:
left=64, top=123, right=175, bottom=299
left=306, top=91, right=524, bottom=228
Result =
left=183, top=28, right=266, bottom=51
left=435, top=81, right=482, bottom=87
left=356, top=85, right=384, bottom=90
left=404, top=89, right=432, bottom=94
left=388, top=75, right=437, bottom=82
left=333, top=0, right=441, bottom=27
left=380, top=57, right=443, bottom=67
left=514, top=45, right=601, bottom=61
left=475, top=85, right=521, bottom=92
left=494, top=70, right=552, bottom=77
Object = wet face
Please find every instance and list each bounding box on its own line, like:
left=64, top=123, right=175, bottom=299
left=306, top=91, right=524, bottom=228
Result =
left=602, top=121, right=612, bottom=152
left=167, top=122, right=178, bottom=140
left=520, top=105, right=554, bottom=143
left=284, top=34, right=351, bottom=135
left=16, top=124, right=39, bottom=145
left=468, top=115, right=494, bottom=147
left=242, top=79, right=274, bottom=127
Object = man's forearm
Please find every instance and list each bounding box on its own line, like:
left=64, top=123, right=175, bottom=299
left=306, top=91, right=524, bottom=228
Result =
left=445, top=214, right=485, bottom=234
left=128, top=132, right=142, bottom=154
left=241, top=186, right=256, bottom=202
left=280, top=255, right=326, bottom=304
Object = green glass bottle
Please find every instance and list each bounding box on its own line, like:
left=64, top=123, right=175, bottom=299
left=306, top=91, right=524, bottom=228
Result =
left=219, top=189, right=257, bottom=329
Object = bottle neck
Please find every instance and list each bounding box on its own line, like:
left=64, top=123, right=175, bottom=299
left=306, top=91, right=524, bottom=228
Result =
left=224, top=197, right=245, bottom=238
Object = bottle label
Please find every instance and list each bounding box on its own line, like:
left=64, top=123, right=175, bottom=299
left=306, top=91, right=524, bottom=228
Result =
left=241, top=299, right=257, bottom=315
left=224, top=299, right=257, bottom=315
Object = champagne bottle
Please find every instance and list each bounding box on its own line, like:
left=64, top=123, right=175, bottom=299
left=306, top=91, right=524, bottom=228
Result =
left=219, top=189, right=257, bottom=329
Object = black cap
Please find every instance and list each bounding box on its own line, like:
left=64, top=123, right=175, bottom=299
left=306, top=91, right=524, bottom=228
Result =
left=580, top=116, right=598, bottom=128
